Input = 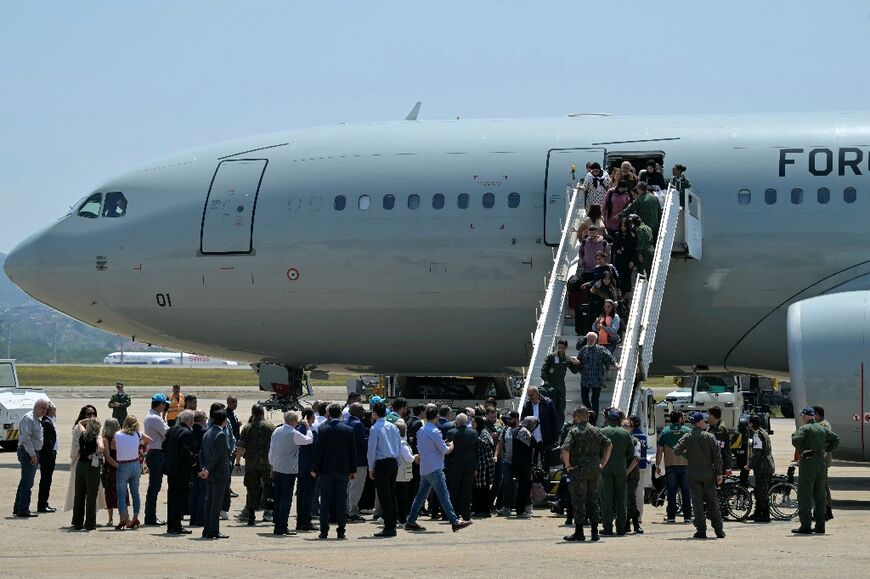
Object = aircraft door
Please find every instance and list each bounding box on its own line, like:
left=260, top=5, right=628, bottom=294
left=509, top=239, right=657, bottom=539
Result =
left=543, top=148, right=605, bottom=246
left=200, top=159, right=268, bottom=254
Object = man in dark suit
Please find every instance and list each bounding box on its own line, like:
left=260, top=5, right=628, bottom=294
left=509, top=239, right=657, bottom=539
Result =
left=296, top=408, right=319, bottom=532
left=165, top=410, right=198, bottom=534
left=200, top=409, right=231, bottom=539
left=313, top=403, right=356, bottom=539
left=37, top=403, right=58, bottom=513
left=188, top=411, right=208, bottom=527
left=445, top=413, right=479, bottom=522
left=344, top=403, right=369, bottom=522
left=521, top=385, right=561, bottom=468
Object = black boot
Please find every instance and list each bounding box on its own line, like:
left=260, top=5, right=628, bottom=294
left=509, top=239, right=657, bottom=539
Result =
left=247, top=510, right=256, bottom=527
left=825, top=506, right=834, bottom=521
left=590, top=525, right=600, bottom=542
left=564, top=525, right=585, bottom=542
left=565, top=515, right=573, bottom=526
left=632, top=517, right=644, bottom=534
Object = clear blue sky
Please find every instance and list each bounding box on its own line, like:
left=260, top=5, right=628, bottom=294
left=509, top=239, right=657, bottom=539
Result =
left=2, top=0, right=868, bottom=252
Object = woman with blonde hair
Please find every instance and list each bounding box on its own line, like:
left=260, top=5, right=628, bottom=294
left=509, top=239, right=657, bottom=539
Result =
left=114, top=415, right=152, bottom=529
left=64, top=405, right=106, bottom=512
left=71, top=418, right=104, bottom=530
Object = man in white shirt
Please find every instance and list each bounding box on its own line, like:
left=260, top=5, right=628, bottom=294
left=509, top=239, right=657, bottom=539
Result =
left=14, top=398, right=48, bottom=517
left=269, top=410, right=314, bottom=536
left=143, top=393, right=170, bottom=525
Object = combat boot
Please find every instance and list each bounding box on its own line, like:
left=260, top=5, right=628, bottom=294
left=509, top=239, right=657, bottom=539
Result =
left=564, top=525, right=585, bottom=542
left=812, top=525, right=825, bottom=534
left=590, top=525, right=600, bottom=542
left=564, top=515, right=573, bottom=526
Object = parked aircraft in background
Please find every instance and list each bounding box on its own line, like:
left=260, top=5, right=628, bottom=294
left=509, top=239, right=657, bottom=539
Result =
left=103, top=351, right=239, bottom=366
left=5, top=111, right=870, bottom=459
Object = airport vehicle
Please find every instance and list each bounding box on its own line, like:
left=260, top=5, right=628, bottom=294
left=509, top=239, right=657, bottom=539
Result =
left=5, top=112, right=870, bottom=459
left=0, top=360, right=50, bottom=450
left=103, top=351, right=239, bottom=366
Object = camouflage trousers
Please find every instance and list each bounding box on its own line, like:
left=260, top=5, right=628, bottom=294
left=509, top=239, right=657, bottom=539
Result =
left=569, top=472, right=601, bottom=526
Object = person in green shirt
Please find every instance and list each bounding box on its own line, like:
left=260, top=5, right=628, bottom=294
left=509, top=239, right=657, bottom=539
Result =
left=235, top=404, right=276, bottom=526
left=619, top=183, right=662, bottom=239
left=599, top=409, right=636, bottom=535
left=540, top=339, right=579, bottom=419
left=673, top=412, right=725, bottom=539
left=108, top=382, right=131, bottom=422
left=791, top=407, right=839, bottom=534
left=744, top=415, right=774, bottom=523
left=631, top=215, right=655, bottom=278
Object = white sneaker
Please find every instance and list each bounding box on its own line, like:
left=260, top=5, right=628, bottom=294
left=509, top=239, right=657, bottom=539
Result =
left=220, top=511, right=229, bottom=520
left=375, top=517, right=384, bottom=524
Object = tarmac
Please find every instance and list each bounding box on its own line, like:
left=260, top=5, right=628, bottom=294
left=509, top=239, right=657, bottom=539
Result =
left=1, top=390, right=869, bottom=577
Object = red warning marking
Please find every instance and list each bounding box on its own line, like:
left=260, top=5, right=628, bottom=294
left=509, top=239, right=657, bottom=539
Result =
left=287, top=268, right=300, bottom=281
left=864, top=412, right=870, bottom=423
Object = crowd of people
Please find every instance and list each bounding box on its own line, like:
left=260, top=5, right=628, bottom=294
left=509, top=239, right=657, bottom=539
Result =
left=11, top=379, right=841, bottom=542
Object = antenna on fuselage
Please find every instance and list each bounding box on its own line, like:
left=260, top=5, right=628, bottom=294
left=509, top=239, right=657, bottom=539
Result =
left=405, top=101, right=422, bottom=121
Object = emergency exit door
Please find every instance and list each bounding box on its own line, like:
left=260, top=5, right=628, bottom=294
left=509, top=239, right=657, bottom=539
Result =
left=200, top=159, right=268, bottom=254
left=543, top=148, right=605, bottom=246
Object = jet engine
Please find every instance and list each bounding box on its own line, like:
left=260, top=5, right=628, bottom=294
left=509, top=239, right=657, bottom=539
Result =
left=787, top=291, right=870, bottom=460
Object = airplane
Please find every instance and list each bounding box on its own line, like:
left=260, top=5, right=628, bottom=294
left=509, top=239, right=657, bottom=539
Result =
left=102, top=351, right=239, bottom=366
left=4, top=111, right=869, bottom=460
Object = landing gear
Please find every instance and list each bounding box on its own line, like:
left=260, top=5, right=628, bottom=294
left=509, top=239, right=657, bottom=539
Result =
left=256, top=364, right=311, bottom=413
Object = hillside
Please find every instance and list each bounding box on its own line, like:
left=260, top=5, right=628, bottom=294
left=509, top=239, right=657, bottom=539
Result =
left=0, top=252, right=124, bottom=362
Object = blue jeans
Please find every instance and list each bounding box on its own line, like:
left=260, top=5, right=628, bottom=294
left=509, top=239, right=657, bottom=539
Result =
left=666, top=465, right=692, bottom=520
left=117, top=462, right=142, bottom=516
left=407, top=469, right=458, bottom=525
left=272, top=472, right=297, bottom=533
left=14, top=447, right=39, bottom=514
left=145, top=450, right=165, bottom=522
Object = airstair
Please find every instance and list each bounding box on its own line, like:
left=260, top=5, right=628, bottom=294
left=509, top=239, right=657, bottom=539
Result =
left=518, top=186, right=586, bottom=409
left=518, top=185, right=702, bottom=418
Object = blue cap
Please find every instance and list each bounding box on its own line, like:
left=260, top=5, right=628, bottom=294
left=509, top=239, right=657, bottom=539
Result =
left=370, top=395, right=385, bottom=406
left=606, top=410, right=622, bottom=421
left=688, top=411, right=706, bottom=424
left=801, top=407, right=816, bottom=417
left=385, top=411, right=400, bottom=423
left=152, top=393, right=169, bottom=404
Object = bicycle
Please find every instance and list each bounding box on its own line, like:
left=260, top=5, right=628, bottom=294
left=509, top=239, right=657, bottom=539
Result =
left=653, top=475, right=752, bottom=522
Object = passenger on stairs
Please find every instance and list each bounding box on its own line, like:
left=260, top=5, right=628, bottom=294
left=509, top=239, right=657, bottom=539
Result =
left=612, top=217, right=637, bottom=295
left=667, top=164, right=691, bottom=206
left=619, top=183, right=662, bottom=239
left=638, top=159, right=666, bottom=191
left=630, top=214, right=655, bottom=278
left=540, top=339, right=579, bottom=419
left=579, top=204, right=605, bottom=240
left=604, top=181, right=632, bottom=239
left=581, top=162, right=611, bottom=210
left=593, top=299, right=621, bottom=355
left=579, top=228, right=611, bottom=281
left=619, top=161, right=638, bottom=191
left=574, top=332, right=619, bottom=426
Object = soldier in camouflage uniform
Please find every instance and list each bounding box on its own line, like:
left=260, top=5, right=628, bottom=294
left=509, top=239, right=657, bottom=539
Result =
left=674, top=412, right=725, bottom=539
left=234, top=404, right=275, bottom=525
left=600, top=409, right=635, bottom=535
left=560, top=406, right=612, bottom=542
left=706, top=406, right=733, bottom=476
left=744, top=415, right=774, bottom=523
left=791, top=407, right=839, bottom=534
left=540, top=339, right=579, bottom=419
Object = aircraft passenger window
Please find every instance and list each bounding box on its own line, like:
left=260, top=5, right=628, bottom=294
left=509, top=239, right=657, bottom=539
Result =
left=764, top=188, right=777, bottom=205
left=844, top=186, right=857, bottom=203
left=77, top=193, right=103, bottom=218
left=737, top=189, right=751, bottom=205
left=457, top=193, right=470, bottom=209
left=508, top=192, right=520, bottom=208
left=408, top=194, right=420, bottom=210
left=817, top=187, right=830, bottom=204
left=432, top=193, right=445, bottom=210
left=358, top=195, right=371, bottom=211
left=482, top=192, right=495, bottom=209
left=102, top=192, right=127, bottom=217
left=334, top=195, right=346, bottom=211
left=790, top=188, right=803, bottom=205
left=383, top=194, right=395, bottom=210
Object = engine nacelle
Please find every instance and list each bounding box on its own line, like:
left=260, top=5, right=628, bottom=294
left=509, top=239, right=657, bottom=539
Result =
left=787, top=291, right=870, bottom=461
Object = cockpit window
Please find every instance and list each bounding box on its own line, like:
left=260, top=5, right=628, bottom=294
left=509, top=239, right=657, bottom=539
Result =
left=77, top=193, right=103, bottom=218
left=102, top=192, right=127, bottom=217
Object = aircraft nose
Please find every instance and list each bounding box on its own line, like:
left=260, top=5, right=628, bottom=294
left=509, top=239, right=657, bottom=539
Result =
left=4, top=233, right=43, bottom=297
